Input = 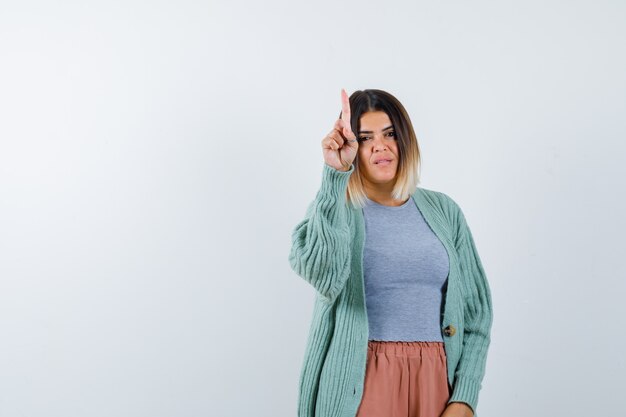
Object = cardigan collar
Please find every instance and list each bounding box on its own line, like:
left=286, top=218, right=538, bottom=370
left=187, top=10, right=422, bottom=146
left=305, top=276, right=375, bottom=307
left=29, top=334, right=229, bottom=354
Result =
left=353, top=186, right=455, bottom=254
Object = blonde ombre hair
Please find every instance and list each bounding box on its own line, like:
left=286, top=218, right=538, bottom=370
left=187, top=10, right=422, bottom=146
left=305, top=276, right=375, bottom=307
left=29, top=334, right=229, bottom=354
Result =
left=340, top=89, right=422, bottom=209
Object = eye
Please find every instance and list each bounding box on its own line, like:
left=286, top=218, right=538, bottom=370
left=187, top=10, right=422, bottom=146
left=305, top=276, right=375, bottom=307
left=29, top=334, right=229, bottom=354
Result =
left=357, top=131, right=396, bottom=142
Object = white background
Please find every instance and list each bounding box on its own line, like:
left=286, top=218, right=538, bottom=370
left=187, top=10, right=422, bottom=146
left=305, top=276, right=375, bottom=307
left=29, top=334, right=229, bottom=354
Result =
left=1, top=1, right=624, bottom=416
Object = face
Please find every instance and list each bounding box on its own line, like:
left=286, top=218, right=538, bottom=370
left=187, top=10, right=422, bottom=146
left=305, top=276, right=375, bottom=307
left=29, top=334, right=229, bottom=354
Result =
left=356, top=111, right=400, bottom=188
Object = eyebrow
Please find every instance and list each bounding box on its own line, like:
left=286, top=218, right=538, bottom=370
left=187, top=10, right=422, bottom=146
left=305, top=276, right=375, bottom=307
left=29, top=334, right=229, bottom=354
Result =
left=358, top=125, right=394, bottom=134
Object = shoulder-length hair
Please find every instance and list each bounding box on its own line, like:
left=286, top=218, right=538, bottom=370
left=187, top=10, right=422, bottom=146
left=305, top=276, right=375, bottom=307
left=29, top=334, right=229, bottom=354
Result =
left=339, top=89, right=421, bottom=209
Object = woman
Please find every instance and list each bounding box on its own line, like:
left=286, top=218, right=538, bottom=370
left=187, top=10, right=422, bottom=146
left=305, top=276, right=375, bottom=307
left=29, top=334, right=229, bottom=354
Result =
left=288, top=88, right=493, bottom=417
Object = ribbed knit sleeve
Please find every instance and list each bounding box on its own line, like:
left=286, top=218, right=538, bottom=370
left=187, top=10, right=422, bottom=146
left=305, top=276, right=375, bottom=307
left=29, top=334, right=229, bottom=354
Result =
left=447, top=208, right=494, bottom=415
left=288, top=163, right=354, bottom=305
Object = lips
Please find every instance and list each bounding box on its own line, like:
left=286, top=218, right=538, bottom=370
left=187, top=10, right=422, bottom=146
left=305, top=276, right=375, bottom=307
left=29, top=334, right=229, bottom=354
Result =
left=374, top=158, right=393, bottom=165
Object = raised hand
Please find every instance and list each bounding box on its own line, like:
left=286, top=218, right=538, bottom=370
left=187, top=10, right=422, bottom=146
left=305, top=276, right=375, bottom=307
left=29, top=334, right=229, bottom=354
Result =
left=322, top=88, right=358, bottom=172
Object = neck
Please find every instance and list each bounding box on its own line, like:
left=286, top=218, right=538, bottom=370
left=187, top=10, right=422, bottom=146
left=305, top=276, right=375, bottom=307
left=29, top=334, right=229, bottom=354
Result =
left=363, top=182, right=406, bottom=207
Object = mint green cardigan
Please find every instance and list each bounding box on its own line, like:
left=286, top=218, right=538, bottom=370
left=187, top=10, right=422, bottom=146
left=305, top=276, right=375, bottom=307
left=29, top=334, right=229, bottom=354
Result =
left=288, top=163, right=493, bottom=417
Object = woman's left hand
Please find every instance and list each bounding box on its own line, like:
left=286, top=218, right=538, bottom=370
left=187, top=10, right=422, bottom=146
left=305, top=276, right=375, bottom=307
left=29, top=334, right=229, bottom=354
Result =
left=440, top=402, right=474, bottom=417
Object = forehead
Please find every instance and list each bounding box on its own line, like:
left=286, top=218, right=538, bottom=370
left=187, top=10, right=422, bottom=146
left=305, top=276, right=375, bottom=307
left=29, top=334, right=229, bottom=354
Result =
left=359, top=111, right=392, bottom=130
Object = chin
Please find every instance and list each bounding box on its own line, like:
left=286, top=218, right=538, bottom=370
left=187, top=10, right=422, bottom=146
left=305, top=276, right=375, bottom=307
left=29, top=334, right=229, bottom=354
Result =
left=372, top=172, right=397, bottom=182
left=361, top=165, right=398, bottom=182
left=375, top=167, right=398, bottom=177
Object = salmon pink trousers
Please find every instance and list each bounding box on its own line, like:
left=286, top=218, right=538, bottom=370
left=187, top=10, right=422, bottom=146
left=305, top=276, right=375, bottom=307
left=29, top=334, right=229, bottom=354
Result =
left=355, top=340, right=452, bottom=417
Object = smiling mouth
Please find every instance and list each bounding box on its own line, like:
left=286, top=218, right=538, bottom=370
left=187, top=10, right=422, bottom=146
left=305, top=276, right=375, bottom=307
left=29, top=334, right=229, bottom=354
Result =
left=374, top=159, right=392, bottom=166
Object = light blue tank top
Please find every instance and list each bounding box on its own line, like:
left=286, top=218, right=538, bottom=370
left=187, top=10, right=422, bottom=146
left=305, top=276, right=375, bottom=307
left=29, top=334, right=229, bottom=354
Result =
left=362, top=195, right=450, bottom=342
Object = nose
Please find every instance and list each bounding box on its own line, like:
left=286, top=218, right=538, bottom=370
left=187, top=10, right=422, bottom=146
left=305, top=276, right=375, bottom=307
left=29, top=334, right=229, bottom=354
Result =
left=372, top=135, right=389, bottom=151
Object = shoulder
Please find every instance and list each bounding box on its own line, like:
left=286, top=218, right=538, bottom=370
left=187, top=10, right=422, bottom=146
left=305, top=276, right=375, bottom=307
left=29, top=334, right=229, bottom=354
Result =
left=415, top=186, right=463, bottom=216
left=414, top=186, right=466, bottom=242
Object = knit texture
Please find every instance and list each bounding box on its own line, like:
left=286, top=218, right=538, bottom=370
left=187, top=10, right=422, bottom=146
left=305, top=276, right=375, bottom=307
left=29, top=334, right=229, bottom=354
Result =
left=289, top=163, right=493, bottom=417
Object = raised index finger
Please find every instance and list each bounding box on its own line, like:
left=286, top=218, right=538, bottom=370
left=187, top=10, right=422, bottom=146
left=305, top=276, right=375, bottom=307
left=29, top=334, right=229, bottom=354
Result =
left=340, top=88, right=351, bottom=126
